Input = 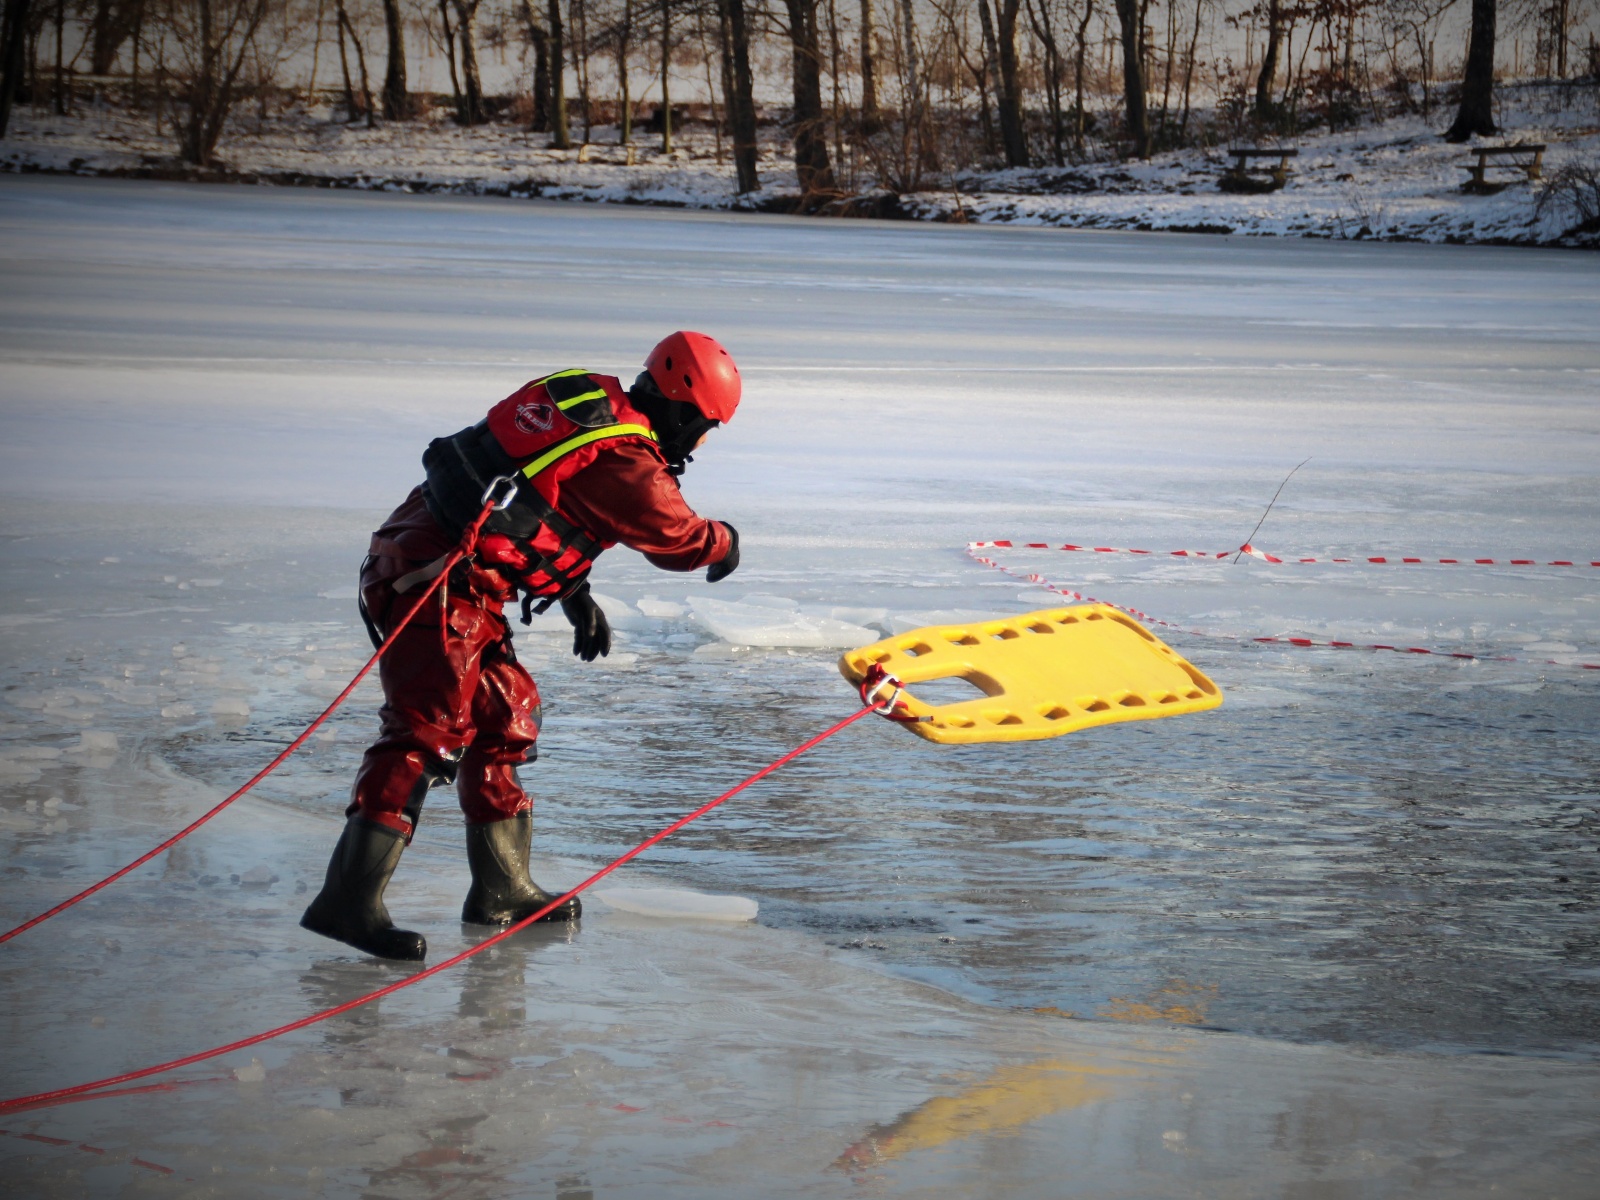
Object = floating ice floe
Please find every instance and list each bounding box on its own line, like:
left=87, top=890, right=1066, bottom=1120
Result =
left=635, top=596, right=686, bottom=620
left=592, top=887, right=758, bottom=922
left=690, top=597, right=875, bottom=649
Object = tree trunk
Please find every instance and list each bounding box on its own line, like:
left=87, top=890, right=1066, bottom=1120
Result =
left=896, top=0, right=922, bottom=168
left=452, top=0, right=483, bottom=125
left=338, top=2, right=376, bottom=127
left=90, top=0, right=142, bottom=76
left=380, top=0, right=407, bottom=119
left=522, top=0, right=550, bottom=130
left=1112, top=0, right=1147, bottom=157
left=547, top=0, right=569, bottom=146
left=619, top=0, right=632, bottom=142
left=0, top=0, right=31, bottom=137
left=52, top=0, right=64, bottom=114
left=966, top=0, right=992, bottom=152
left=335, top=3, right=357, bottom=119
left=995, top=0, right=1026, bottom=167
left=1179, top=0, right=1202, bottom=137
left=783, top=0, right=833, bottom=196
left=1072, top=0, right=1093, bottom=152
left=575, top=0, right=589, bottom=140
left=1024, top=0, right=1062, bottom=166
left=857, top=0, right=875, bottom=127
left=659, top=0, right=670, bottom=152
left=437, top=0, right=463, bottom=120
left=1444, top=0, right=1495, bottom=141
left=721, top=0, right=757, bottom=191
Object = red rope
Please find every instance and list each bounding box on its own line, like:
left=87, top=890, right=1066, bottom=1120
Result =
left=0, top=499, right=503, bottom=947
left=0, top=700, right=885, bottom=1114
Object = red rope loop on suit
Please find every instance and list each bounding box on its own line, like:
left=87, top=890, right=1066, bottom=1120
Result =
left=0, top=695, right=889, bottom=1114
left=0, top=491, right=510, bottom=947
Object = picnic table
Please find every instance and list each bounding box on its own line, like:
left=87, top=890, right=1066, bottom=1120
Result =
left=1219, top=147, right=1299, bottom=194
left=1459, top=144, right=1546, bottom=194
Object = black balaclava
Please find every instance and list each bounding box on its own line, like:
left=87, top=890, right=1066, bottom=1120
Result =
left=629, top=371, right=719, bottom=476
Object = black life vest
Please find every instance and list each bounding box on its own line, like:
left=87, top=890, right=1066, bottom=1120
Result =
left=421, top=370, right=661, bottom=600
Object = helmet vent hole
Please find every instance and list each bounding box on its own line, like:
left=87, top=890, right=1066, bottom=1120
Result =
left=683, top=374, right=694, bottom=389
left=664, top=356, right=673, bottom=369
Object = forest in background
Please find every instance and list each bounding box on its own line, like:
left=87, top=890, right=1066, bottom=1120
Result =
left=0, top=0, right=1595, bottom=201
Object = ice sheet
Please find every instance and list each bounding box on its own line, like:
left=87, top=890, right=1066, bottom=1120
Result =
left=1, top=177, right=1597, bottom=1195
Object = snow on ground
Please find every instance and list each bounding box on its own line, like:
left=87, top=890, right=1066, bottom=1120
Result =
left=1, top=176, right=1599, bottom=1194
left=4, top=82, right=1599, bottom=244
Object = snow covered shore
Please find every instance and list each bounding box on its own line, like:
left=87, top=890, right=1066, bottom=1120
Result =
left=4, top=82, right=1598, bottom=246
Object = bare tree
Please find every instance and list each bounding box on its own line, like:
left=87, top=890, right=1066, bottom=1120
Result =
left=90, top=0, right=146, bottom=73
left=858, top=0, right=876, bottom=125
left=520, top=0, right=550, bottom=129
left=547, top=0, right=569, bottom=144
left=1112, top=0, right=1148, bottom=155
left=784, top=0, right=836, bottom=196
left=720, top=0, right=757, bottom=190
left=336, top=0, right=375, bottom=125
left=1445, top=0, right=1494, bottom=139
left=451, top=0, right=484, bottom=123
left=165, top=0, right=270, bottom=165
left=379, top=0, right=406, bottom=117
left=0, top=0, right=32, bottom=136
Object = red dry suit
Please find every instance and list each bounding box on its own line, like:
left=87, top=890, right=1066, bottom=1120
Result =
left=350, top=371, right=734, bottom=838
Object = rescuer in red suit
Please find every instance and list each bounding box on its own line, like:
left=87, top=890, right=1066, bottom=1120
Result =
left=302, top=332, right=742, bottom=961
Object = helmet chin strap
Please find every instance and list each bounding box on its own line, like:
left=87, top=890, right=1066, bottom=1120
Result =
left=630, top=373, right=717, bottom=475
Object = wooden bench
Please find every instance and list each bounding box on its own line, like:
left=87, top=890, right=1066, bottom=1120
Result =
left=576, top=143, right=639, bottom=166
left=1459, top=144, right=1546, bottom=194
left=1219, top=147, right=1298, bottom=194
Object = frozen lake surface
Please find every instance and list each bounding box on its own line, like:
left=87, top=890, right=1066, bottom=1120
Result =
left=1, top=177, right=1598, bottom=1195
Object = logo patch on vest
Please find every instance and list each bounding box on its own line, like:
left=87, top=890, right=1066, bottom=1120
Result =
left=514, top=401, right=556, bottom=434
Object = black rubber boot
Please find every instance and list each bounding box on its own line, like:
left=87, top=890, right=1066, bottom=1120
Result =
left=300, top=817, right=427, bottom=961
left=461, top=813, right=581, bottom=925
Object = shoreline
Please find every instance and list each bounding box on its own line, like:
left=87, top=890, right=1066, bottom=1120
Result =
left=5, top=91, right=1598, bottom=249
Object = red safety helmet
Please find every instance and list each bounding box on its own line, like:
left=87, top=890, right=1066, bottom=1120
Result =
left=644, top=331, right=741, bottom=423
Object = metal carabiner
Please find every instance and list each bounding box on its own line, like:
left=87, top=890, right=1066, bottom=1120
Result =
left=860, top=667, right=905, bottom=714
left=481, top=475, right=520, bottom=511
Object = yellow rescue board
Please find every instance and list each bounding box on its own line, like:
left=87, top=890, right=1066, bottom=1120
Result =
left=838, top=604, right=1222, bottom=744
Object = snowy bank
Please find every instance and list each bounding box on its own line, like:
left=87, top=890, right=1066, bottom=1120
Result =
left=4, top=83, right=1599, bottom=246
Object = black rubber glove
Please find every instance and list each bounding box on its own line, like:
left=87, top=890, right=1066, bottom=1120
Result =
left=559, top=583, right=611, bottom=662
left=706, top=523, right=740, bottom=584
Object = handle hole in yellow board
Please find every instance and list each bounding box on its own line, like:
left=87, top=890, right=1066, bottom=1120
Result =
left=905, top=675, right=990, bottom=706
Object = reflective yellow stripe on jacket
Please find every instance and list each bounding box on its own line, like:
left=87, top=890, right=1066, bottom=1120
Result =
left=520, top=423, right=658, bottom=480
left=535, top=368, right=611, bottom=411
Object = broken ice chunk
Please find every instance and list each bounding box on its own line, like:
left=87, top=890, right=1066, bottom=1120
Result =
left=593, top=887, right=758, bottom=922
left=233, top=1057, right=266, bottom=1083
left=636, top=596, right=686, bottom=620
left=739, top=594, right=800, bottom=610
left=690, top=598, right=874, bottom=649
left=71, top=731, right=118, bottom=755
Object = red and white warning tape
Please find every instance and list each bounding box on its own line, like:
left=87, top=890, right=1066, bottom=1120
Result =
left=972, top=540, right=1600, bottom=568
left=965, top=544, right=1600, bottom=672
